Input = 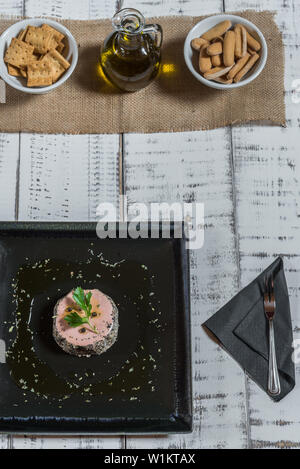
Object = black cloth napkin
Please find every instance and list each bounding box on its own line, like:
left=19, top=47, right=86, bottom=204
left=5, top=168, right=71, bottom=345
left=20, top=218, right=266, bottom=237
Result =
left=203, top=257, right=295, bottom=401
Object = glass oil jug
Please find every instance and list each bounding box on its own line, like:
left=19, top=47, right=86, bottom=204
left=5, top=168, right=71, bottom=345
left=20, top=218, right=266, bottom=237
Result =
left=100, top=8, right=163, bottom=92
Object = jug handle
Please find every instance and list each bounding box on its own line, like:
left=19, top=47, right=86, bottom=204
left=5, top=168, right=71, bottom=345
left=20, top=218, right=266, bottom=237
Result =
left=143, top=23, right=163, bottom=49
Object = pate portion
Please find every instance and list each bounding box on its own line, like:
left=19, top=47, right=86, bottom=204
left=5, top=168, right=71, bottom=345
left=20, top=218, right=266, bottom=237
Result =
left=53, top=289, right=119, bottom=357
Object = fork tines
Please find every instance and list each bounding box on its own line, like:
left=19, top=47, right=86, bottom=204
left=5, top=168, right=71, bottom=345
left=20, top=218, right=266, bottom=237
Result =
left=264, top=274, right=276, bottom=320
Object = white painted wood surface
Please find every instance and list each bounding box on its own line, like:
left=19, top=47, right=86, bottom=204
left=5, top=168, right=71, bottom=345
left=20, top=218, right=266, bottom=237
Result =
left=0, top=0, right=122, bottom=450
left=0, top=134, right=19, bottom=220
left=226, top=0, right=300, bottom=449
left=18, top=134, right=120, bottom=221
left=0, top=0, right=299, bottom=449
left=124, top=130, right=248, bottom=449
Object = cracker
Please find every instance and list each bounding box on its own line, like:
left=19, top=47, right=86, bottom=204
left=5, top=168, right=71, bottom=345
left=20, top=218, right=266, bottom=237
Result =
left=17, top=29, right=25, bottom=40
left=4, top=37, right=34, bottom=68
left=41, top=24, right=65, bottom=43
left=7, top=64, right=21, bottom=77
left=50, top=38, right=59, bottom=50
left=42, top=56, right=65, bottom=83
left=19, top=67, right=27, bottom=78
left=42, top=48, right=70, bottom=83
left=47, top=48, right=70, bottom=70
left=25, top=26, right=54, bottom=54
left=56, top=42, right=65, bottom=54
left=27, top=60, right=53, bottom=87
left=18, top=54, right=38, bottom=79
left=18, top=26, right=29, bottom=41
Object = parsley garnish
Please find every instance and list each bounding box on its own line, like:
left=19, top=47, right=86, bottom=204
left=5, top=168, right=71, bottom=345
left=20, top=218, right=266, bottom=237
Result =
left=64, top=287, right=99, bottom=334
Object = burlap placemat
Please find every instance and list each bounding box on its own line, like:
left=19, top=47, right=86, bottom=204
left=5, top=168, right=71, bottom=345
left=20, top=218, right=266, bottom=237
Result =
left=0, top=11, right=285, bottom=134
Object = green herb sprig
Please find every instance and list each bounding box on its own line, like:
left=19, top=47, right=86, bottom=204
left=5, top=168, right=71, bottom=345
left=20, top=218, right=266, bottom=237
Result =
left=64, top=287, right=99, bottom=334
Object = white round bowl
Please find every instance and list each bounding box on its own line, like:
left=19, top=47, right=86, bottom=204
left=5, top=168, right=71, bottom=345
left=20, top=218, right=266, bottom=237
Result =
left=184, top=14, right=268, bottom=90
left=0, top=18, right=78, bottom=94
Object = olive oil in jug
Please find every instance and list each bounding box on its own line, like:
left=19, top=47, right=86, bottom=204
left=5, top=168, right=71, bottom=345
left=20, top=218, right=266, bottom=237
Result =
left=100, top=8, right=163, bottom=92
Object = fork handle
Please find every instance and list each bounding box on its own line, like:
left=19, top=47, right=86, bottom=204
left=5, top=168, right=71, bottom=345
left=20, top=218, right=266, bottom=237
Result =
left=268, top=319, right=281, bottom=396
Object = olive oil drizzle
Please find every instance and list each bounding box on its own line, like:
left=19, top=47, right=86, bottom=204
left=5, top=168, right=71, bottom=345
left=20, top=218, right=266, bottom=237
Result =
left=5, top=249, right=163, bottom=407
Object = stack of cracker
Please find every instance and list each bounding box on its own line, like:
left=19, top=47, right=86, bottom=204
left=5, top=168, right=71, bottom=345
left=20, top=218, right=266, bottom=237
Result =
left=4, top=24, right=71, bottom=87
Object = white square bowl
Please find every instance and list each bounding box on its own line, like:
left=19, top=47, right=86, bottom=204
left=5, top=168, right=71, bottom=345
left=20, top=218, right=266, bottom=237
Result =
left=0, top=18, right=78, bottom=94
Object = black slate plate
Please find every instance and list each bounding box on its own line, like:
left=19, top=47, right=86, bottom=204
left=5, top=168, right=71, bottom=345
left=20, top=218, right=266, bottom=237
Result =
left=0, top=222, right=192, bottom=435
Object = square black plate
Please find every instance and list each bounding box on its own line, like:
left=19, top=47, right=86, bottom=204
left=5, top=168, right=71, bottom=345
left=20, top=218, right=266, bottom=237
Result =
left=0, top=222, right=192, bottom=435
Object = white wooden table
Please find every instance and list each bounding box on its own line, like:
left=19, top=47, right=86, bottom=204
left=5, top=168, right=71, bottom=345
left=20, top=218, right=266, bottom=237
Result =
left=0, top=0, right=299, bottom=450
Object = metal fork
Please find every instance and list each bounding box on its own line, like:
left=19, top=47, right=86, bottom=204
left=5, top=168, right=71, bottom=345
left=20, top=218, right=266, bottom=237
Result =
left=264, top=275, right=281, bottom=396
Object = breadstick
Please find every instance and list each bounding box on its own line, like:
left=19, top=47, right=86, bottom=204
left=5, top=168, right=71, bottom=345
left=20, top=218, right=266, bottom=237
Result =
left=206, top=41, right=223, bottom=56
left=201, top=20, right=232, bottom=41
left=227, top=52, right=250, bottom=79
left=223, top=30, right=236, bottom=67
left=213, top=77, right=233, bottom=84
left=241, top=25, right=248, bottom=57
left=199, top=45, right=212, bottom=74
left=246, top=31, right=261, bottom=51
left=204, top=65, right=233, bottom=80
left=212, top=54, right=222, bottom=67
left=212, top=36, right=224, bottom=43
left=191, top=37, right=208, bottom=51
left=234, top=25, right=243, bottom=58
left=211, top=37, right=223, bottom=66
left=234, top=53, right=259, bottom=83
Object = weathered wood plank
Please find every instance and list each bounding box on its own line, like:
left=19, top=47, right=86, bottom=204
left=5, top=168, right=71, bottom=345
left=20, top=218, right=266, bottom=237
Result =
left=122, top=0, right=222, bottom=16
left=11, top=0, right=122, bottom=449
left=0, top=0, right=24, bottom=451
left=18, top=134, right=120, bottom=221
left=12, top=435, right=124, bottom=450
left=124, top=130, right=248, bottom=449
left=0, top=0, right=24, bottom=16
left=25, top=0, right=114, bottom=19
left=226, top=0, right=300, bottom=449
left=0, top=133, right=19, bottom=221
left=89, top=0, right=119, bottom=19
left=0, top=433, right=9, bottom=449
left=124, top=0, right=248, bottom=451
left=122, top=0, right=244, bottom=451
left=225, top=0, right=300, bottom=46
left=0, top=0, right=23, bottom=224
left=231, top=124, right=300, bottom=449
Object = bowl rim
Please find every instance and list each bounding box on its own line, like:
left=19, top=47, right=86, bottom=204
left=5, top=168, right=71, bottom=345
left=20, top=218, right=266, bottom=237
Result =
left=184, top=14, right=268, bottom=90
left=0, top=18, right=78, bottom=94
